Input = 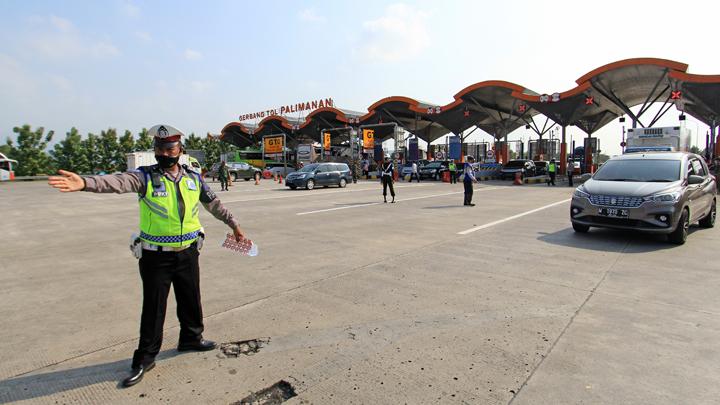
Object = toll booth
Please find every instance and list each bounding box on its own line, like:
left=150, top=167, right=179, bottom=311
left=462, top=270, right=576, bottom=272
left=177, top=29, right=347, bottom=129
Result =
left=528, top=139, right=560, bottom=161
left=463, top=142, right=490, bottom=162
left=584, top=137, right=600, bottom=173
left=494, top=141, right=509, bottom=164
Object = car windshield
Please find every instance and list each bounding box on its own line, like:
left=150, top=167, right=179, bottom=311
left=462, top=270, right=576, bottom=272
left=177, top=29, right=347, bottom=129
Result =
left=299, top=164, right=319, bottom=173
left=425, top=163, right=441, bottom=168
left=593, top=159, right=681, bottom=182
left=534, top=162, right=547, bottom=167
left=504, top=161, right=525, bottom=168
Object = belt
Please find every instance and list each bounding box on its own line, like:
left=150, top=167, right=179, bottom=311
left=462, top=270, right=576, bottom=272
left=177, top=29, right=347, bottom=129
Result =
left=142, top=241, right=196, bottom=252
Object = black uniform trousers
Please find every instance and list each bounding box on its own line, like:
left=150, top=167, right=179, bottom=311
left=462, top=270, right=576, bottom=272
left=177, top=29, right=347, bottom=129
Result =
left=567, top=173, right=574, bottom=187
left=382, top=175, right=395, bottom=197
left=548, top=172, right=556, bottom=186
left=463, top=179, right=473, bottom=205
left=132, top=245, right=204, bottom=368
left=450, top=170, right=457, bottom=184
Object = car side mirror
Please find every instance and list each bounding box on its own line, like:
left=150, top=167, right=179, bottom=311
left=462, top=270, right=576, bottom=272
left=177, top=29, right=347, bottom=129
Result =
left=688, top=174, right=704, bottom=185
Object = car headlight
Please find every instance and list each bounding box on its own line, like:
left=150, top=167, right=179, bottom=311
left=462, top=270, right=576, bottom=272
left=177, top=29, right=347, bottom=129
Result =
left=296, top=173, right=307, bottom=178
left=643, top=191, right=680, bottom=202
left=573, top=186, right=590, bottom=198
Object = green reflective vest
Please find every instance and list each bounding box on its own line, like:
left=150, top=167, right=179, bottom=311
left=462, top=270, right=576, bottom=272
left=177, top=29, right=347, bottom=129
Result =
left=449, top=162, right=457, bottom=171
left=548, top=162, right=557, bottom=173
left=139, top=169, right=203, bottom=247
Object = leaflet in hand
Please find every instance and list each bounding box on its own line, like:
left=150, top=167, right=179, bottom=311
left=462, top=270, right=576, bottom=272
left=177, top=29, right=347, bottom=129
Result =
left=221, top=233, right=258, bottom=256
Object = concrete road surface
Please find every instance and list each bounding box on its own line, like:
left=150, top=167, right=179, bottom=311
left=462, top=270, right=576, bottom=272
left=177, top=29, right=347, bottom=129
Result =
left=0, top=178, right=718, bottom=404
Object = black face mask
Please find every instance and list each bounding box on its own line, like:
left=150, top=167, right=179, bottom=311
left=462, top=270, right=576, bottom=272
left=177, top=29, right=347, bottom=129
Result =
left=155, top=155, right=180, bottom=169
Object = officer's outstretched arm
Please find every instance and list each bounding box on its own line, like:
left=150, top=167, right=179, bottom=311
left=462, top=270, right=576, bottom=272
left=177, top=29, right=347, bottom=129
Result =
left=48, top=170, right=85, bottom=192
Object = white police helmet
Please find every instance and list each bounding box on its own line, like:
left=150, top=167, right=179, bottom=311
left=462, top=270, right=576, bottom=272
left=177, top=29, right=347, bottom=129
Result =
left=148, top=124, right=184, bottom=147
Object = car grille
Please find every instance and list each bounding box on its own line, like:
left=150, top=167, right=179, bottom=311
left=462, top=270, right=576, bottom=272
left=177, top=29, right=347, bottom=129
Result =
left=589, top=195, right=643, bottom=208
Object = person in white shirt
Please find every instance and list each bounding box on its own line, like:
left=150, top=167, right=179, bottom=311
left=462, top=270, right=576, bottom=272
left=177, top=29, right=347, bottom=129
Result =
left=409, top=161, right=419, bottom=183
left=463, top=156, right=478, bottom=206
left=380, top=156, right=396, bottom=203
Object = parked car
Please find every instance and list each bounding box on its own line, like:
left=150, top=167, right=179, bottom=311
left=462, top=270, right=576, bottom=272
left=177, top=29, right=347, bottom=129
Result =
left=570, top=152, right=716, bottom=244
left=419, top=161, right=448, bottom=180
left=533, top=160, right=549, bottom=176
left=206, top=162, right=261, bottom=181
left=401, top=163, right=414, bottom=177
left=285, top=162, right=352, bottom=190
left=499, top=160, right=536, bottom=180
left=265, top=162, right=295, bottom=177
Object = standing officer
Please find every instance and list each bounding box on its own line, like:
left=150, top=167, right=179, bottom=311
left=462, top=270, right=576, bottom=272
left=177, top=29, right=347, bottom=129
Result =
left=566, top=159, right=575, bottom=187
left=448, top=160, right=457, bottom=184
left=547, top=158, right=557, bottom=186
left=47, top=124, right=245, bottom=388
left=380, top=156, right=396, bottom=203
left=463, top=156, right=478, bottom=206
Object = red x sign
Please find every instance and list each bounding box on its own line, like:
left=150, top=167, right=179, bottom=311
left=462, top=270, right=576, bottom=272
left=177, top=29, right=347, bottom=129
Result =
left=585, top=96, right=594, bottom=105
left=671, top=91, right=682, bottom=100
left=518, top=104, right=527, bottom=113
left=463, top=110, right=470, bottom=117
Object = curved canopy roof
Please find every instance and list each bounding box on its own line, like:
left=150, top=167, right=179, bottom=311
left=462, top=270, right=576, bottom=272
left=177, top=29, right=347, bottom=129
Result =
left=668, top=71, right=720, bottom=127
left=222, top=58, right=720, bottom=146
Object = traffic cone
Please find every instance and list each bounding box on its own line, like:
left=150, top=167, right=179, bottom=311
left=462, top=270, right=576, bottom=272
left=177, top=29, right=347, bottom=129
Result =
left=278, top=174, right=283, bottom=183
left=254, top=174, right=260, bottom=185
left=514, top=171, right=523, bottom=185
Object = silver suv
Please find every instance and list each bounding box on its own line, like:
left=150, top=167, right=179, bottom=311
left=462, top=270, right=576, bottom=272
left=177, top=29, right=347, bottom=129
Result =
left=570, top=152, right=716, bottom=244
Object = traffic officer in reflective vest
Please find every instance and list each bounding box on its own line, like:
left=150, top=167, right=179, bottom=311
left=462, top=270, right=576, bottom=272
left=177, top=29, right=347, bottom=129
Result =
left=547, top=158, right=557, bottom=186
left=48, top=124, right=245, bottom=387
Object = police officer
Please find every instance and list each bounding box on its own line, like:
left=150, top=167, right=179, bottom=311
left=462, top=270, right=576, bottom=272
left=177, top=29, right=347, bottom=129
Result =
left=547, top=158, right=557, bottom=186
left=48, top=125, right=245, bottom=388
left=380, top=156, right=395, bottom=203
left=463, top=156, right=478, bottom=206
left=566, top=159, right=575, bottom=187
left=448, top=160, right=457, bottom=184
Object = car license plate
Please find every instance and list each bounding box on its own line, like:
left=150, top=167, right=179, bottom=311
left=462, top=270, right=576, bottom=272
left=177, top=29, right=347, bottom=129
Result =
left=598, top=207, right=629, bottom=218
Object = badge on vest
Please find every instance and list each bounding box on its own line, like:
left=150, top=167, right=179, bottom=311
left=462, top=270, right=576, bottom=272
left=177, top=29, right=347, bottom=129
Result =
left=186, top=178, right=197, bottom=190
left=152, top=191, right=168, bottom=197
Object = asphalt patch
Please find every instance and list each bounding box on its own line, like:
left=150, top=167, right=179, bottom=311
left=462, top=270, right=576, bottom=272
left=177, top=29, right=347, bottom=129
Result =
left=219, top=338, right=270, bottom=357
left=234, top=380, right=297, bottom=405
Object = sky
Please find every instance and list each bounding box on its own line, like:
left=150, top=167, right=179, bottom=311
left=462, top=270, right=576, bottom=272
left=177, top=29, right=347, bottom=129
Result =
left=1, top=0, right=718, bottom=157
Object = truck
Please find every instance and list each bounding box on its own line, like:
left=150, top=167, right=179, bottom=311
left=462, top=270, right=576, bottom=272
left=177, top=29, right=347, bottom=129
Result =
left=0, top=152, right=18, bottom=181
left=625, top=126, right=691, bottom=154
left=126, top=151, right=201, bottom=171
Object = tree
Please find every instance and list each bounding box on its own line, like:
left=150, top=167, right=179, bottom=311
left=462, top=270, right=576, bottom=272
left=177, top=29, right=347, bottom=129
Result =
left=0, top=143, right=11, bottom=157
left=135, top=128, right=153, bottom=151
left=6, top=125, right=54, bottom=176
left=201, top=134, right=236, bottom=169
left=97, top=128, right=123, bottom=173
left=83, top=133, right=101, bottom=174
left=117, top=130, right=135, bottom=171
left=51, top=127, right=90, bottom=173
left=185, top=132, right=203, bottom=151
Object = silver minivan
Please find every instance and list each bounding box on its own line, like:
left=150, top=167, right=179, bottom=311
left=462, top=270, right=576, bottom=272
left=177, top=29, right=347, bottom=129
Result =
left=570, top=152, right=716, bottom=244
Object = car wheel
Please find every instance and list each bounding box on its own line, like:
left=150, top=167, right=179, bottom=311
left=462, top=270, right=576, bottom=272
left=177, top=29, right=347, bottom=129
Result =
left=434, top=173, right=439, bottom=181
left=572, top=222, right=589, bottom=233
left=699, top=199, right=716, bottom=228
left=339, top=178, right=347, bottom=188
left=244, top=178, right=250, bottom=181
left=668, top=208, right=689, bottom=244
left=289, top=185, right=297, bottom=190
left=306, top=179, right=315, bottom=190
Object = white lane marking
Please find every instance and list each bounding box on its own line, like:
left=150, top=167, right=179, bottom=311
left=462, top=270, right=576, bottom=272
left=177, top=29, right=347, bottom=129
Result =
left=457, top=198, right=571, bottom=235
left=296, top=186, right=503, bottom=216
left=220, top=183, right=436, bottom=204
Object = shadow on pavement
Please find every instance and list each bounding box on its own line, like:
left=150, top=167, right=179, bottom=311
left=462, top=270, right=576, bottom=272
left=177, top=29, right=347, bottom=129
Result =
left=0, top=349, right=182, bottom=402
left=536, top=226, right=694, bottom=253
